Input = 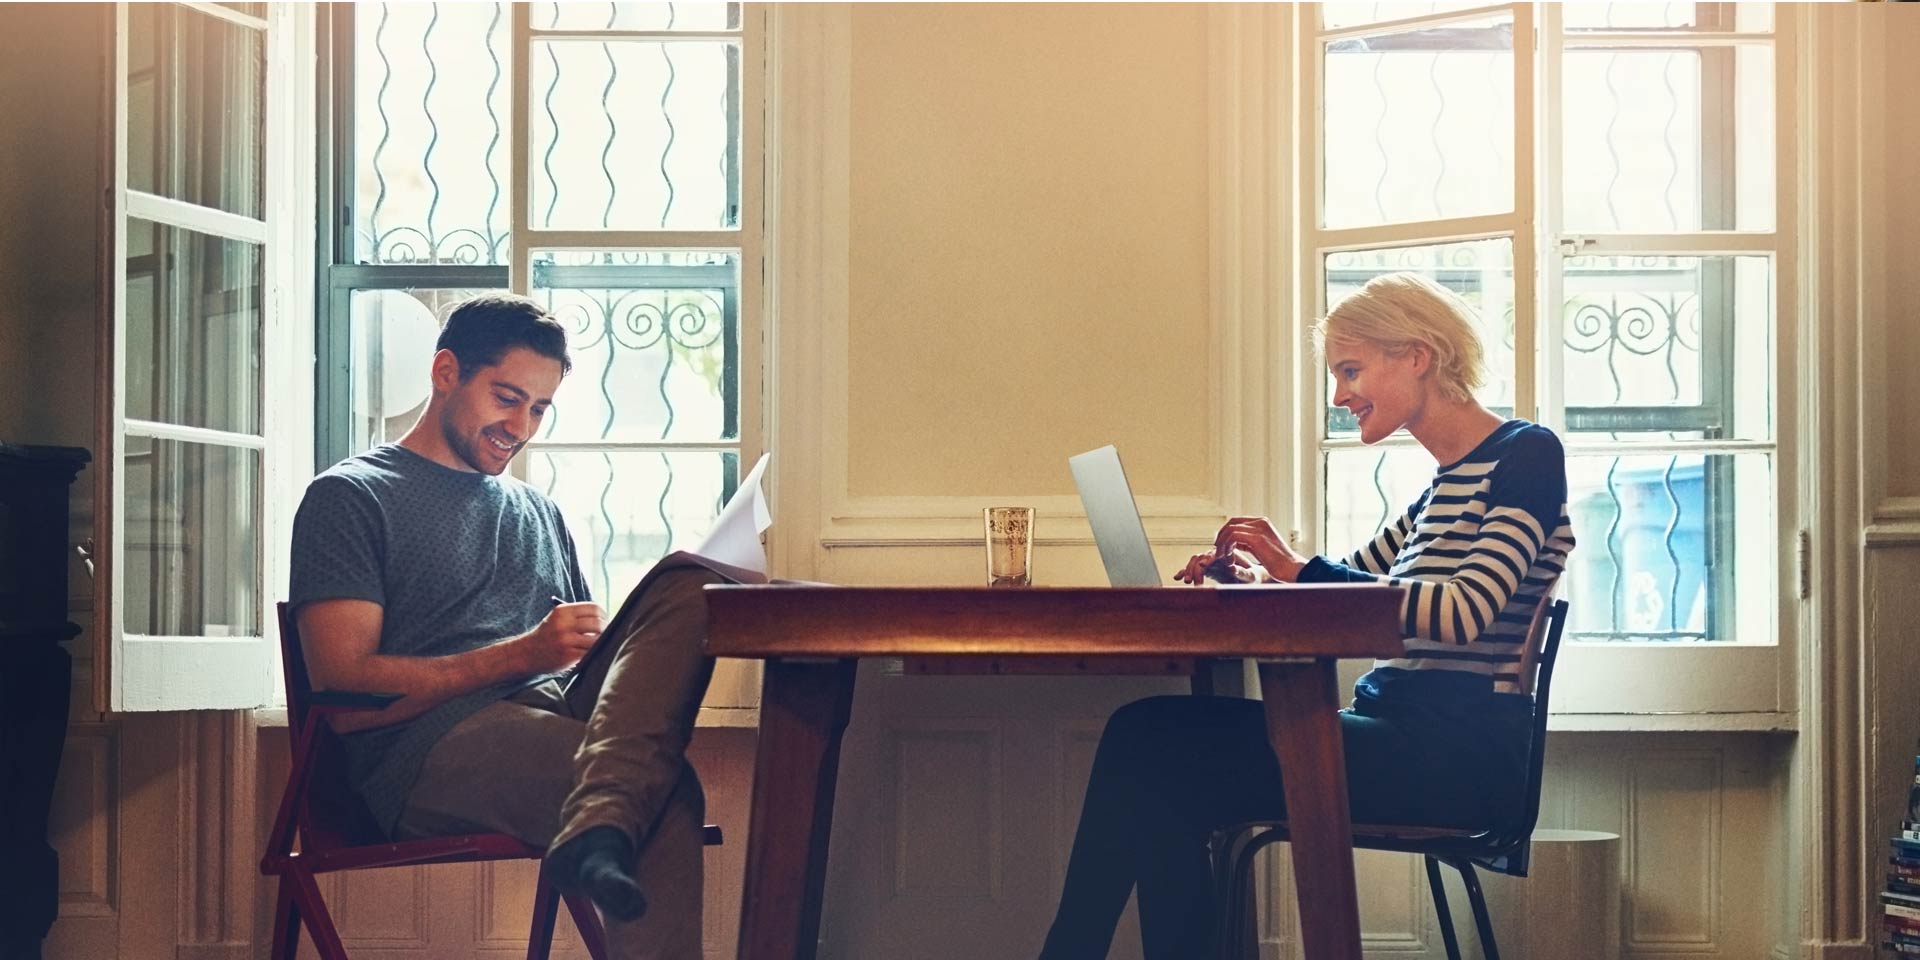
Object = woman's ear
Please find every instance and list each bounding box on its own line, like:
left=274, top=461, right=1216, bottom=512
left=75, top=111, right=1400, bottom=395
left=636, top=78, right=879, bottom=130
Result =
left=1406, top=343, right=1434, bottom=378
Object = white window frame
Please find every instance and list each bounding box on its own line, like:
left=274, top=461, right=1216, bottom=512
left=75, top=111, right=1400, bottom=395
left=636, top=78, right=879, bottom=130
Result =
left=505, top=3, right=766, bottom=488
left=1293, top=3, right=1798, bottom=724
left=106, top=1, right=315, bottom=712
left=300, top=4, right=766, bottom=724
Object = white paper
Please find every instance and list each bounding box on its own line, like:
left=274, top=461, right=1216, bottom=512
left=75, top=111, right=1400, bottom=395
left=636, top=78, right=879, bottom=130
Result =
left=691, top=452, right=772, bottom=575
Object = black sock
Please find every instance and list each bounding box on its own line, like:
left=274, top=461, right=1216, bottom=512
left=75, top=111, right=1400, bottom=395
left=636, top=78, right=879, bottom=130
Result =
left=547, top=826, right=648, bottom=922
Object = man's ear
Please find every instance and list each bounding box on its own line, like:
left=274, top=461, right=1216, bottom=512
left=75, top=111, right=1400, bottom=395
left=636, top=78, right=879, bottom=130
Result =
left=429, top=348, right=463, bottom=396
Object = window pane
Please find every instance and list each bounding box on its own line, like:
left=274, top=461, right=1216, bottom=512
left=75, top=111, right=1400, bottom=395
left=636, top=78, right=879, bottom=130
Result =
left=123, top=438, right=260, bottom=637
left=529, top=450, right=737, bottom=604
left=1561, top=45, right=1774, bottom=232
left=1322, top=445, right=1437, bottom=559
left=124, top=220, right=263, bottom=435
left=1322, top=15, right=1513, bottom=230
left=1323, top=239, right=1515, bottom=436
left=530, top=40, right=740, bottom=231
left=126, top=3, right=264, bottom=219
left=1563, top=2, right=1772, bottom=33
left=347, top=288, right=506, bottom=453
left=1563, top=451, right=1772, bottom=643
left=533, top=2, right=740, bottom=31
left=1321, top=2, right=1496, bottom=32
left=531, top=251, right=738, bottom=443
left=353, top=2, right=511, bottom=264
left=1561, top=255, right=1771, bottom=442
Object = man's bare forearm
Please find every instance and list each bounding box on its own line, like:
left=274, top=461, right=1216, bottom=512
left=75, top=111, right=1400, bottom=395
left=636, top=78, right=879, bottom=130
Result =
left=321, top=638, right=531, bottom=733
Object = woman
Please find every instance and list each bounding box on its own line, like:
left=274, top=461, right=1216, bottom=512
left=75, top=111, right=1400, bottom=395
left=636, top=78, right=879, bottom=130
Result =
left=1037, top=272, right=1576, bottom=959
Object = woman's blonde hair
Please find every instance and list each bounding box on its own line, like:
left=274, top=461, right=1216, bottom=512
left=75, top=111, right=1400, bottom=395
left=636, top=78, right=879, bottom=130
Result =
left=1311, top=272, right=1487, bottom=405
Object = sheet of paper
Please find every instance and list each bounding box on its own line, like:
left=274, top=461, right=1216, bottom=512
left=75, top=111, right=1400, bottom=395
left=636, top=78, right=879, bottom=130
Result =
left=691, top=452, right=772, bottom=575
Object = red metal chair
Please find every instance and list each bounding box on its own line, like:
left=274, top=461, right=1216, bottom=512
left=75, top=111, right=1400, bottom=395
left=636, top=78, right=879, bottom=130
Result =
left=260, top=602, right=722, bottom=960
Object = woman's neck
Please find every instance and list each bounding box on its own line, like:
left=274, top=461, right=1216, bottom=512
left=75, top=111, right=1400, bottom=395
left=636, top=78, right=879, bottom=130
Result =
left=1408, top=401, right=1508, bottom=466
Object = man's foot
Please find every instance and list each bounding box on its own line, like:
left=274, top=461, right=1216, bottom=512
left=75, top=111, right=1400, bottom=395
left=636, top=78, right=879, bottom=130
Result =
left=546, top=826, right=648, bottom=922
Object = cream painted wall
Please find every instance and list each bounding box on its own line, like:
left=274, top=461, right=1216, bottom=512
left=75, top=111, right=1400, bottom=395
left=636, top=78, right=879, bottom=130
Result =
left=1884, top=10, right=1920, bottom=499
left=0, top=3, right=102, bottom=457
left=13, top=3, right=1916, bottom=959
left=845, top=3, right=1213, bottom=498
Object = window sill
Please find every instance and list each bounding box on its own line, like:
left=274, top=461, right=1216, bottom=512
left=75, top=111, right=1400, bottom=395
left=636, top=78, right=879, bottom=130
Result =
left=1548, top=711, right=1796, bottom=733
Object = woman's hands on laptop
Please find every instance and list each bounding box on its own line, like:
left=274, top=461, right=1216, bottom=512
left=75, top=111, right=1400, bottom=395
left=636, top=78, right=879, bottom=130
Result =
left=1173, top=517, right=1309, bottom=585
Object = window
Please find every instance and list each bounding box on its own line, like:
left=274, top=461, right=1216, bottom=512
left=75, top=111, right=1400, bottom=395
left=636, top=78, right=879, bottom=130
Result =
left=106, top=1, right=310, bottom=711
left=317, top=3, right=762, bottom=614
left=1299, top=3, right=1793, bottom=716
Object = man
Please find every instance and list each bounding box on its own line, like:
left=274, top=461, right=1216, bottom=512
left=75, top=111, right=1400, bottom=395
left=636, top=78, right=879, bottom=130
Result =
left=289, top=294, right=723, bottom=958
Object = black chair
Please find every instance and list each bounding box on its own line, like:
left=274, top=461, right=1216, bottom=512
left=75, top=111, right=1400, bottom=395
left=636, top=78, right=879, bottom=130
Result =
left=1209, top=597, right=1570, bottom=960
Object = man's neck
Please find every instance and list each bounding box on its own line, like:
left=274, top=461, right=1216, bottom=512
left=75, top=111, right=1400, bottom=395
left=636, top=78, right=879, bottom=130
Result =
left=395, top=411, right=475, bottom=473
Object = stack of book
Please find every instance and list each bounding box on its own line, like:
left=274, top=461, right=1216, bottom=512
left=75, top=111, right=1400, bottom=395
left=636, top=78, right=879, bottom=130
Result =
left=1888, top=755, right=1920, bottom=956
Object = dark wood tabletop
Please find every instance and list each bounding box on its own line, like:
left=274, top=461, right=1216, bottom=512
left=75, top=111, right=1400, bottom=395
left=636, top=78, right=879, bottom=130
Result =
left=705, top=582, right=1407, bottom=960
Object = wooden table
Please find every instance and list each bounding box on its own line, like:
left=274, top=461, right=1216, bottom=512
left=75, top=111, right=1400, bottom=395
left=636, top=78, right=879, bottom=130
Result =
left=704, top=583, right=1406, bottom=960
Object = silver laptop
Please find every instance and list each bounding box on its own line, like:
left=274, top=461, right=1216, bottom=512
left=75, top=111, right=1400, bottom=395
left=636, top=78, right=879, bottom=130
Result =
left=1069, top=445, right=1164, bottom=587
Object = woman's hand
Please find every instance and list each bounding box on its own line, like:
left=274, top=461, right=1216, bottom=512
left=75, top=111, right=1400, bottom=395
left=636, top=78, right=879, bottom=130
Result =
left=1174, top=549, right=1223, bottom=585
left=1211, top=517, right=1309, bottom=583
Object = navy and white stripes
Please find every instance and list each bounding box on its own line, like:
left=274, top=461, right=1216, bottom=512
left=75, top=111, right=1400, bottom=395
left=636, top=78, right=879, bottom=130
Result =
left=1300, top=420, right=1576, bottom=696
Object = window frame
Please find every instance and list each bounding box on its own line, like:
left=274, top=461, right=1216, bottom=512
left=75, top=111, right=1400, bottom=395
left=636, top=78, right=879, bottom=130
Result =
left=314, top=3, right=764, bottom=475
left=309, top=3, right=766, bottom=723
left=104, top=0, right=314, bottom=712
left=1294, top=2, right=1799, bottom=721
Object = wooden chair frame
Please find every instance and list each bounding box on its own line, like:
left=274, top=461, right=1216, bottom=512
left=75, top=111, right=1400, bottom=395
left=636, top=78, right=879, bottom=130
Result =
left=260, top=602, right=720, bottom=960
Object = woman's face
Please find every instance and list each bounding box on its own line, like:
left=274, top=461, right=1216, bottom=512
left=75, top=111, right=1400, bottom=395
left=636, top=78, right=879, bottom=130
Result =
left=1326, top=339, right=1428, bottom=445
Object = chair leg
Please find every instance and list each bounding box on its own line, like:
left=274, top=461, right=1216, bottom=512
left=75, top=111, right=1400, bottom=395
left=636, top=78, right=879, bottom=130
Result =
left=1424, top=856, right=1464, bottom=960
left=268, top=875, right=302, bottom=960
left=1229, top=832, right=1288, bottom=960
left=527, top=878, right=561, bottom=960
left=563, top=892, right=610, bottom=960
left=1210, top=829, right=1256, bottom=959
left=1455, top=859, right=1500, bottom=960
left=288, top=867, right=350, bottom=960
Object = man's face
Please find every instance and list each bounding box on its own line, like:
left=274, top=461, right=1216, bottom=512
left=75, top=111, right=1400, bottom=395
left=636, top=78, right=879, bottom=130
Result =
left=435, top=346, right=565, bottom=475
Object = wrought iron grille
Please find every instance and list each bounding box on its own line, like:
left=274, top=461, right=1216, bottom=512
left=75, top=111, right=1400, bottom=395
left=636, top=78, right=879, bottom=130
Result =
left=318, top=2, right=750, bottom=603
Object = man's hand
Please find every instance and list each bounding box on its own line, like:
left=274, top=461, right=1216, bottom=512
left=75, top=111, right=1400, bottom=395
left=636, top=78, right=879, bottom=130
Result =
left=515, top=601, right=606, bottom=674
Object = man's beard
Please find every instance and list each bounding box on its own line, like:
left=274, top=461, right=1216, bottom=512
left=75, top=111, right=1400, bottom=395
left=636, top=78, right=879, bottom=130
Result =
left=442, top=418, right=510, bottom=475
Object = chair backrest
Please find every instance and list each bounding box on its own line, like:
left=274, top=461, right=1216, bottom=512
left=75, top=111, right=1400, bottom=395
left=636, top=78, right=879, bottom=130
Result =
left=1477, top=596, right=1570, bottom=874
left=275, top=602, right=383, bottom=849
left=277, top=602, right=315, bottom=739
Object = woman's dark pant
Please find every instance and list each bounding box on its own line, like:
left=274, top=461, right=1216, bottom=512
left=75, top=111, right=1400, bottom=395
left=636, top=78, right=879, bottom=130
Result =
left=1037, top=694, right=1523, bottom=960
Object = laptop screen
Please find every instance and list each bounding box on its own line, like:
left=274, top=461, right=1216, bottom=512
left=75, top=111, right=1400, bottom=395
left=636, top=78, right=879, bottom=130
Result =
left=1069, top=445, right=1163, bottom=587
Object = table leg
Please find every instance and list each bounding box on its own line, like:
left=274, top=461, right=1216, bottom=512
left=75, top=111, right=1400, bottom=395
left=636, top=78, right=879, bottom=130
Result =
left=736, top=658, right=858, bottom=960
left=1257, top=660, right=1362, bottom=960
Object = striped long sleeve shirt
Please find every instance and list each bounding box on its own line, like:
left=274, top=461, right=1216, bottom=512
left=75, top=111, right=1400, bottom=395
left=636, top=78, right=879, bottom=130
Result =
left=1299, top=419, right=1576, bottom=699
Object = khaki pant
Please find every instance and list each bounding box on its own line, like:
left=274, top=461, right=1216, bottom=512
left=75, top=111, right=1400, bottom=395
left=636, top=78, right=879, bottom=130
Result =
left=394, top=566, right=724, bottom=960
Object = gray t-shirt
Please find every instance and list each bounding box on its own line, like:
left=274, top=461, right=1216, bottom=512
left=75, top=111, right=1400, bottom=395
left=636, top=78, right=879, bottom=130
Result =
left=288, top=443, right=589, bottom=835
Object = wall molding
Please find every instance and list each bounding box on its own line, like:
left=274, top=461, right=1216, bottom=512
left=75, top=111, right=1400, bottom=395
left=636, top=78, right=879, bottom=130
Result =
left=176, top=711, right=257, bottom=955
left=53, top=730, right=116, bottom=918
left=1866, top=497, right=1920, bottom=546
left=1796, top=5, right=1882, bottom=952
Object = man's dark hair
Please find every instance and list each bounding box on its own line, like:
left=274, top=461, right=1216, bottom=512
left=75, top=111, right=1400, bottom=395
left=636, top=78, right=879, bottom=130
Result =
left=437, top=294, right=573, bottom=379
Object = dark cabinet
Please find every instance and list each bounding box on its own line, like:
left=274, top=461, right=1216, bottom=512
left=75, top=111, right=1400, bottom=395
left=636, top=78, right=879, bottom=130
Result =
left=0, top=443, right=89, bottom=960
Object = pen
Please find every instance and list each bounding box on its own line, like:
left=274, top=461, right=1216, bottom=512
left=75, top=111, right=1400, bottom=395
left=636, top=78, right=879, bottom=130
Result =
left=550, top=595, right=565, bottom=608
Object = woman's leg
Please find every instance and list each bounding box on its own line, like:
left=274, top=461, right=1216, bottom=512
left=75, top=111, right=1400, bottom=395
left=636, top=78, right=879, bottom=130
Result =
left=1038, top=695, right=1408, bottom=960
